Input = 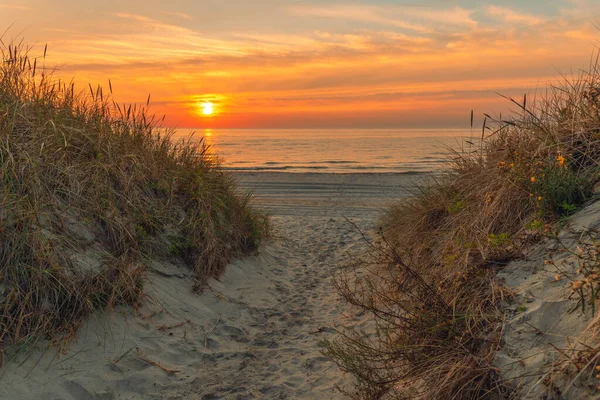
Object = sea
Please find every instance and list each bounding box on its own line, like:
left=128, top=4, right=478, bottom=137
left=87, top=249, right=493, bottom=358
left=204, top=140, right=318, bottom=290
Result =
left=174, top=128, right=473, bottom=174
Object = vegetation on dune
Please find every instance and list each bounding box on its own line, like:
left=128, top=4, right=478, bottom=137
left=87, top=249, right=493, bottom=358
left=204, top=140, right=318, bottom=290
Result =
left=326, top=53, right=600, bottom=398
left=0, top=42, right=267, bottom=359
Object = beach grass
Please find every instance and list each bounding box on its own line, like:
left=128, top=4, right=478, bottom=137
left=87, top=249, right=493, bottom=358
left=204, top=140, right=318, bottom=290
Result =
left=326, top=52, right=600, bottom=398
left=0, top=42, right=267, bottom=359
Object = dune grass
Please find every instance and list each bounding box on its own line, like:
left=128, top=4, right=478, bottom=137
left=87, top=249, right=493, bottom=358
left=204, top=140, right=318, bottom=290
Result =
left=0, top=42, right=267, bottom=360
left=326, top=53, right=600, bottom=398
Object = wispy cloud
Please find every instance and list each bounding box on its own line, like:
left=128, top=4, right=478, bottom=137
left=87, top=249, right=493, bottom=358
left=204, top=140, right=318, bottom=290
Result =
left=113, top=13, right=153, bottom=22
left=486, top=6, right=545, bottom=25
left=163, top=11, right=193, bottom=21
left=288, top=4, right=478, bottom=33
left=287, top=5, right=433, bottom=33
left=0, top=3, right=30, bottom=10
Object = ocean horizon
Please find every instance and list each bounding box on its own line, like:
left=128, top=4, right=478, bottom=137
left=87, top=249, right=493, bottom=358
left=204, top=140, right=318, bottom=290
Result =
left=174, top=128, right=474, bottom=174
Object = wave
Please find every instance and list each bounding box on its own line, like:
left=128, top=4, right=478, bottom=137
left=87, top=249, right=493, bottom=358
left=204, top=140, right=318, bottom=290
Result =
left=223, top=165, right=432, bottom=174
left=263, top=160, right=360, bottom=165
left=307, top=160, right=360, bottom=165
left=223, top=166, right=329, bottom=171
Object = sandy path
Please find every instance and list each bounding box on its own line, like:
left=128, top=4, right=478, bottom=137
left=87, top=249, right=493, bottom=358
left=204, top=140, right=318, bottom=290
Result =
left=0, top=173, right=418, bottom=399
left=187, top=215, right=366, bottom=399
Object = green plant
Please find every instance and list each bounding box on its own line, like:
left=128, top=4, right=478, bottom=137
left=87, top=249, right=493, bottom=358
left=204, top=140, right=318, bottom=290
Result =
left=526, top=219, right=545, bottom=230
left=135, top=224, right=148, bottom=239
left=448, top=198, right=466, bottom=214
left=529, top=161, right=590, bottom=217
left=169, top=236, right=193, bottom=256
left=561, top=201, right=578, bottom=216
left=488, top=232, right=511, bottom=247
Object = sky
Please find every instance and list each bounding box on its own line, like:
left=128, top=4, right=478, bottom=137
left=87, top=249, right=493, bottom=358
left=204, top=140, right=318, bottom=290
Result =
left=1, top=0, right=600, bottom=129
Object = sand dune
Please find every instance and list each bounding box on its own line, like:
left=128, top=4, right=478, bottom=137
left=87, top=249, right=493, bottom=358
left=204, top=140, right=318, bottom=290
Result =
left=0, top=172, right=419, bottom=399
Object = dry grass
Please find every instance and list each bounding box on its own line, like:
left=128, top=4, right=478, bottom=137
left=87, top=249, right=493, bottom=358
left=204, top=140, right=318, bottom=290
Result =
left=326, top=52, right=600, bottom=399
left=0, top=42, right=267, bottom=360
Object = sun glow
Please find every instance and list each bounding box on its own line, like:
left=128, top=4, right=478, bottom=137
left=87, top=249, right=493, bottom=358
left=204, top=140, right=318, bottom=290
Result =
left=201, top=102, right=214, bottom=115
left=192, top=96, right=227, bottom=122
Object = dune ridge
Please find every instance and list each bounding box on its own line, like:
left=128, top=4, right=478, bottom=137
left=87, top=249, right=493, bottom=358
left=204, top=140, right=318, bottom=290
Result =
left=0, top=43, right=265, bottom=371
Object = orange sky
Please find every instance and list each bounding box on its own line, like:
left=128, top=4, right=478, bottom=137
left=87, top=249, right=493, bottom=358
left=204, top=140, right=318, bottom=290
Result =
left=1, top=1, right=600, bottom=128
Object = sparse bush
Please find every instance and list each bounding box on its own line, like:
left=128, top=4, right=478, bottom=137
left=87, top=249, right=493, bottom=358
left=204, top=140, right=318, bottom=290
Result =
left=327, top=50, right=600, bottom=399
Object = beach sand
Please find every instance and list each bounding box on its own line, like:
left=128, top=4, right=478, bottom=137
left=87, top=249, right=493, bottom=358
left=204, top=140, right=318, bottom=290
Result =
left=0, top=172, right=422, bottom=400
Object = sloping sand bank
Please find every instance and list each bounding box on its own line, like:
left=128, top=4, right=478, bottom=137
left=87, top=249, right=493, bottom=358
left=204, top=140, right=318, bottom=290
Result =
left=494, top=199, right=600, bottom=399
left=0, top=172, right=421, bottom=399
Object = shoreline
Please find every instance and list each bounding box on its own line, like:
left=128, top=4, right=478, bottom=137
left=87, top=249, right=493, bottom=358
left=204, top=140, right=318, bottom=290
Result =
left=233, top=171, right=428, bottom=218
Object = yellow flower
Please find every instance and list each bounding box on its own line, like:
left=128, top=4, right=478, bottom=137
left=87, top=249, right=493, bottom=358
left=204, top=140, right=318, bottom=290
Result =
left=530, top=176, right=536, bottom=183
left=557, top=155, right=566, bottom=167
left=537, top=196, right=543, bottom=201
left=509, top=163, right=514, bottom=168
left=498, top=161, right=506, bottom=167
left=529, top=193, right=534, bottom=197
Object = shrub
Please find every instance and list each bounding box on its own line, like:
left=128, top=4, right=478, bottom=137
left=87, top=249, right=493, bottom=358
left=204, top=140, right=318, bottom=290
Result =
left=327, top=50, right=600, bottom=399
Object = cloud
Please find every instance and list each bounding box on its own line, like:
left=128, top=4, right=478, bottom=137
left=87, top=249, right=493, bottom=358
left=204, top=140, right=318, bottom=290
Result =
left=163, top=11, right=193, bottom=20
left=287, top=5, right=432, bottom=33
left=0, top=3, right=30, bottom=10
left=113, top=13, right=153, bottom=22
left=288, top=4, right=477, bottom=32
left=486, top=6, right=545, bottom=25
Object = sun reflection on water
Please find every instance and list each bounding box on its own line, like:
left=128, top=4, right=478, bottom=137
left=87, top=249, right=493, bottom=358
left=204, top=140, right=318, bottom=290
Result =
left=203, top=129, right=213, bottom=147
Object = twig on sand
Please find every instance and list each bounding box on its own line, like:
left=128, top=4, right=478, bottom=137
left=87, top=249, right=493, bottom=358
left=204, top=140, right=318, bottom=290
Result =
left=111, top=346, right=136, bottom=365
left=157, top=318, right=192, bottom=332
left=524, top=322, right=544, bottom=336
left=201, top=316, right=221, bottom=353
left=135, top=349, right=179, bottom=376
left=309, top=326, right=336, bottom=334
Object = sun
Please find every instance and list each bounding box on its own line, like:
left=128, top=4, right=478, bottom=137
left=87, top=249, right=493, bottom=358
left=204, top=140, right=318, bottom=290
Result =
left=193, top=95, right=226, bottom=118
left=201, top=102, right=214, bottom=115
